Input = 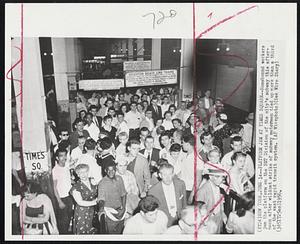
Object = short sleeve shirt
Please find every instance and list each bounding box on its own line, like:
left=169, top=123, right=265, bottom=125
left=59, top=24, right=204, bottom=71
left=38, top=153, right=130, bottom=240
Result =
left=179, top=153, right=204, bottom=191
left=52, top=164, right=72, bottom=198
left=98, top=175, right=127, bottom=209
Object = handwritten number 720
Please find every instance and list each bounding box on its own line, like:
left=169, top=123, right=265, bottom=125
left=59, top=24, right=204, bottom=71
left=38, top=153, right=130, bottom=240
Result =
left=142, top=10, right=177, bottom=29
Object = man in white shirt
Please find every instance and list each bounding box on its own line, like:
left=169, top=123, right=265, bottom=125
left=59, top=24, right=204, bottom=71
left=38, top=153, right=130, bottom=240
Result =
left=148, top=163, right=187, bottom=227
left=99, top=91, right=108, bottom=107
left=115, top=111, right=130, bottom=137
left=162, top=111, right=174, bottom=131
left=174, top=101, right=187, bottom=123
left=124, top=102, right=142, bottom=139
left=77, top=138, right=102, bottom=184
left=242, top=112, right=255, bottom=148
left=180, top=134, right=204, bottom=203
left=88, top=92, right=99, bottom=107
left=107, top=107, right=118, bottom=128
left=139, top=127, right=150, bottom=150
left=116, top=155, right=140, bottom=216
left=198, top=131, right=214, bottom=162
left=200, top=89, right=213, bottom=110
left=89, top=105, right=102, bottom=129
left=115, top=132, right=129, bottom=158
left=195, top=168, right=227, bottom=233
left=123, top=195, right=168, bottom=234
left=161, top=96, right=171, bottom=116
left=221, top=136, right=255, bottom=179
left=165, top=143, right=185, bottom=177
left=84, top=112, right=100, bottom=142
left=159, top=132, right=172, bottom=159
left=98, top=98, right=113, bottom=118
left=70, top=136, right=86, bottom=165
left=117, top=93, right=127, bottom=105
left=52, top=148, right=73, bottom=234
left=140, top=109, right=155, bottom=132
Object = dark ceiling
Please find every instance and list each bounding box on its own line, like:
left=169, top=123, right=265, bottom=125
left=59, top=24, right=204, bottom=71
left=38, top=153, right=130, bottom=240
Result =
left=79, top=38, right=130, bottom=59
left=196, top=39, right=257, bottom=68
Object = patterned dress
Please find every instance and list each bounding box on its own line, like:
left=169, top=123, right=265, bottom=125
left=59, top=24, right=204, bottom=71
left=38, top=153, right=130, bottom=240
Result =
left=70, top=179, right=97, bottom=234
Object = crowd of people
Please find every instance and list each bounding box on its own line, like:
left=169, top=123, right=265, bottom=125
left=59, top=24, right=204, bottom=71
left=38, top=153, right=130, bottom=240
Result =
left=15, top=86, right=256, bottom=235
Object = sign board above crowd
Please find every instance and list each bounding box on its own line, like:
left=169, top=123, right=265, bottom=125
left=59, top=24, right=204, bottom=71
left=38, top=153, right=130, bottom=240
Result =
left=125, top=69, right=177, bottom=87
left=123, top=60, right=152, bottom=71
left=79, top=79, right=124, bottom=90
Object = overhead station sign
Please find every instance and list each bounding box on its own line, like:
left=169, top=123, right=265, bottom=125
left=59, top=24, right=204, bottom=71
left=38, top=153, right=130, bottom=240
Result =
left=79, top=79, right=124, bottom=90
left=123, top=60, right=152, bottom=71
left=125, top=69, right=177, bottom=87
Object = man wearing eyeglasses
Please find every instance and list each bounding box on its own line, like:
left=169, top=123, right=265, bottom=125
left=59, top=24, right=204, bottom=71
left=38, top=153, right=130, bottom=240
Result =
left=53, top=128, right=70, bottom=153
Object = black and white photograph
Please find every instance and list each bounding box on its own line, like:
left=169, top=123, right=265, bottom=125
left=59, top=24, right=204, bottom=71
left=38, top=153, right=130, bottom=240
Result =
left=5, top=3, right=296, bottom=242
left=10, top=37, right=256, bottom=236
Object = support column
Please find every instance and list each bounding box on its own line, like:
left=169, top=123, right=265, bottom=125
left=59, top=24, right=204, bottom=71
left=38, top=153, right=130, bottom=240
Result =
left=128, top=38, right=134, bottom=60
left=11, top=37, right=52, bottom=181
left=52, top=38, right=82, bottom=131
left=121, top=40, right=127, bottom=54
left=136, top=39, right=144, bottom=61
left=180, top=39, right=193, bottom=101
left=151, top=39, right=161, bottom=70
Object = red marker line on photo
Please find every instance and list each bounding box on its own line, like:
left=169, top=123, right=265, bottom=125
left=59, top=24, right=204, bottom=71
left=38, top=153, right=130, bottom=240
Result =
left=20, top=3, right=24, bottom=240
left=6, top=46, right=22, bottom=99
left=7, top=3, right=26, bottom=240
left=196, top=4, right=258, bottom=39
left=192, top=3, right=255, bottom=240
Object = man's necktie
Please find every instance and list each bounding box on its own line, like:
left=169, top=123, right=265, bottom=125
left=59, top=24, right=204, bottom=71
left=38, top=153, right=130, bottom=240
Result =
left=94, top=117, right=99, bottom=127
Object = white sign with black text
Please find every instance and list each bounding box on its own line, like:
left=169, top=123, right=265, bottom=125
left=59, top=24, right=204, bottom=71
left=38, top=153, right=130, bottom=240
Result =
left=123, top=60, right=152, bottom=71
left=125, top=69, right=177, bottom=87
left=79, top=79, right=124, bottom=90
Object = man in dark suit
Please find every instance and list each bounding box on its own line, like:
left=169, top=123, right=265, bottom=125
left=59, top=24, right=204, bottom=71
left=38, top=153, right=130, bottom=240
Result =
left=140, top=136, right=160, bottom=183
left=200, top=89, right=214, bottom=110
left=89, top=105, right=102, bottom=129
left=140, top=136, right=160, bottom=165
left=148, top=163, right=187, bottom=227
left=148, top=96, right=162, bottom=124
left=126, top=139, right=151, bottom=198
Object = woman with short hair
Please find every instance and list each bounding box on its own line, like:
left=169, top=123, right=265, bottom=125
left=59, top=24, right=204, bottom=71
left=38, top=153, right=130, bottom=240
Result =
left=20, top=182, right=58, bottom=235
left=70, top=164, right=98, bottom=234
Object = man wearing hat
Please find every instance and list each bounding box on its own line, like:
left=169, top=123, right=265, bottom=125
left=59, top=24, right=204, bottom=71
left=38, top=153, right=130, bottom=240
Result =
left=195, top=168, right=228, bottom=234
left=213, top=113, right=231, bottom=155
left=242, top=112, right=255, bottom=149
